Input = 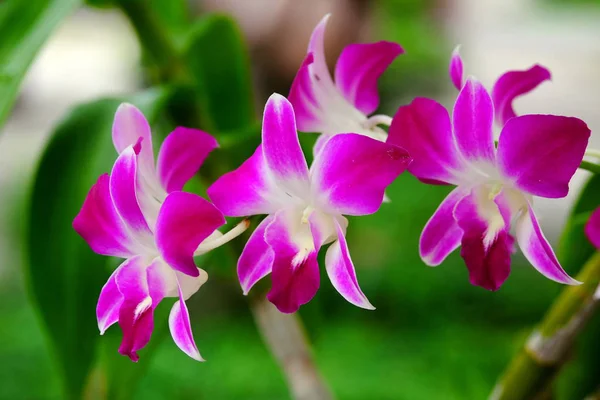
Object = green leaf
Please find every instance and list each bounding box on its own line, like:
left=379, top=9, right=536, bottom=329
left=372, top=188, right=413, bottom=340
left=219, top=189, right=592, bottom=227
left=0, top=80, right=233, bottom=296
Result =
left=24, top=88, right=169, bottom=399
left=555, top=173, right=600, bottom=399
left=0, top=0, right=81, bottom=129
left=557, top=173, right=600, bottom=271
left=184, top=14, right=255, bottom=133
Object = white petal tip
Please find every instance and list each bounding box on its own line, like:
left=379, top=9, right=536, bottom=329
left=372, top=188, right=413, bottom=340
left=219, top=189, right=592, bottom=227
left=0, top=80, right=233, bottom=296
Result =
left=189, top=352, right=205, bottom=362
left=420, top=254, right=441, bottom=267
left=452, top=44, right=462, bottom=54
left=567, top=278, right=582, bottom=286
left=363, top=303, right=376, bottom=311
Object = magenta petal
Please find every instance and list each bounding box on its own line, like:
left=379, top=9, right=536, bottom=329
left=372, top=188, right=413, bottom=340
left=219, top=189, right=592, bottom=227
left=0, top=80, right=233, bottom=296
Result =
left=492, top=65, right=551, bottom=126
left=388, top=97, right=463, bottom=185
left=312, top=133, right=411, bottom=216
left=265, top=211, right=321, bottom=313
left=289, top=53, right=322, bottom=133
left=452, top=79, right=496, bottom=164
left=313, top=133, right=331, bottom=157
left=454, top=192, right=513, bottom=291
left=156, top=192, right=225, bottom=277
left=497, top=115, right=590, bottom=198
left=585, top=207, right=600, bottom=249
left=238, top=215, right=275, bottom=294
left=115, top=256, right=154, bottom=362
left=207, top=147, right=276, bottom=217
left=516, top=204, right=579, bottom=285
left=307, top=14, right=334, bottom=87
left=262, top=94, right=310, bottom=194
left=73, top=174, right=134, bottom=257
left=157, top=127, right=218, bottom=193
left=110, top=145, right=152, bottom=238
left=97, top=266, right=124, bottom=334
left=420, top=188, right=466, bottom=266
left=325, top=219, right=374, bottom=309
left=448, top=46, right=464, bottom=91
left=169, top=279, right=203, bottom=361
left=334, top=41, right=404, bottom=115
left=112, top=103, right=154, bottom=174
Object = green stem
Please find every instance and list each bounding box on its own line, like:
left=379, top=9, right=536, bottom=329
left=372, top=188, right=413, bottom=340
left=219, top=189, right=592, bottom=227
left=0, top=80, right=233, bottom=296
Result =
left=579, top=160, right=600, bottom=175
left=118, top=0, right=188, bottom=83
left=248, top=292, right=333, bottom=400
left=490, top=252, right=600, bottom=400
left=117, top=0, right=211, bottom=130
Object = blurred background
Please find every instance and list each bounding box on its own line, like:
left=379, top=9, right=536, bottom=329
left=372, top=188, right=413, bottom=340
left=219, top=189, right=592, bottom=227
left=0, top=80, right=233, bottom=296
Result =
left=1, top=0, right=600, bottom=399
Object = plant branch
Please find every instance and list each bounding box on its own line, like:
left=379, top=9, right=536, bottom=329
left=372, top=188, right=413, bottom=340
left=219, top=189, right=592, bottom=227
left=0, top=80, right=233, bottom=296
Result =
left=579, top=160, right=600, bottom=175
left=490, top=252, right=600, bottom=400
left=249, top=294, right=333, bottom=400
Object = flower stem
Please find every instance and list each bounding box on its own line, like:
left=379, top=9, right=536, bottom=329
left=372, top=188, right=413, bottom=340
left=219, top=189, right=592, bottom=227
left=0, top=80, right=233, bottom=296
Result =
left=118, top=0, right=188, bottom=83
left=584, top=148, right=600, bottom=159
left=117, top=0, right=211, bottom=130
left=365, top=114, right=393, bottom=128
left=249, top=294, right=333, bottom=400
left=579, top=160, right=600, bottom=175
left=490, top=252, right=600, bottom=400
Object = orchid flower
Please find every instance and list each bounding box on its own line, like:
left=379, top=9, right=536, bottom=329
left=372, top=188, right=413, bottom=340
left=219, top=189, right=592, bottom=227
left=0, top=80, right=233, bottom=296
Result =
left=289, top=14, right=404, bottom=148
left=449, top=46, right=552, bottom=126
left=73, top=104, right=247, bottom=361
left=207, top=93, right=411, bottom=313
left=586, top=207, right=600, bottom=249
left=388, top=78, right=590, bottom=290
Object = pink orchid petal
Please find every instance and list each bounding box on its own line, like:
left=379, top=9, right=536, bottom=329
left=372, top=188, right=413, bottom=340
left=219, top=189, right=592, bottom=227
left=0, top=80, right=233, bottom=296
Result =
left=157, top=127, right=218, bottom=193
left=497, top=115, right=590, bottom=198
left=262, top=94, right=310, bottom=195
left=289, top=53, right=322, bottom=133
left=207, top=147, right=277, bottom=217
left=307, top=14, right=334, bottom=88
left=449, top=46, right=463, bottom=90
left=109, top=144, right=153, bottom=238
left=97, top=266, right=124, bottom=334
left=492, top=65, right=551, bottom=126
left=420, top=187, right=466, bottom=266
left=516, top=204, right=579, bottom=285
left=112, top=103, right=154, bottom=175
left=156, top=192, right=225, bottom=277
left=265, top=210, right=321, bottom=314
left=238, top=215, right=275, bottom=295
left=115, top=256, right=154, bottom=362
left=388, top=97, right=463, bottom=185
left=454, top=192, right=513, bottom=291
left=73, top=174, right=135, bottom=257
left=334, top=41, right=404, bottom=115
left=452, top=79, right=496, bottom=164
left=585, top=207, right=600, bottom=249
left=312, top=133, right=411, bottom=215
left=169, top=278, right=203, bottom=361
left=325, top=219, right=374, bottom=309
left=313, top=133, right=331, bottom=157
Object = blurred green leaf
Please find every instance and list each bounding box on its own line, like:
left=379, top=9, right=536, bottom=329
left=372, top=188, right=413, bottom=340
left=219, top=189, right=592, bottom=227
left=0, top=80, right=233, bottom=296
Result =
left=555, top=173, right=600, bottom=399
left=557, top=173, right=599, bottom=271
left=0, top=0, right=81, bottom=129
left=25, top=88, right=169, bottom=399
left=184, top=14, right=255, bottom=133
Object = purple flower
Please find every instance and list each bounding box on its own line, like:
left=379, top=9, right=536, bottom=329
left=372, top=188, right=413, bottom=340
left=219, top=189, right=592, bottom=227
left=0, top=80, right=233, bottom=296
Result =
left=288, top=14, right=403, bottom=148
left=449, top=46, right=552, bottom=126
left=388, top=78, right=590, bottom=290
left=208, top=94, right=411, bottom=313
left=585, top=207, right=600, bottom=249
left=73, top=104, right=244, bottom=361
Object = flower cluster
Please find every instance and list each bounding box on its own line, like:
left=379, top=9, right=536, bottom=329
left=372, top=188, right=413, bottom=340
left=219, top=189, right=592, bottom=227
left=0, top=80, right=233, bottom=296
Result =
left=74, top=14, right=595, bottom=361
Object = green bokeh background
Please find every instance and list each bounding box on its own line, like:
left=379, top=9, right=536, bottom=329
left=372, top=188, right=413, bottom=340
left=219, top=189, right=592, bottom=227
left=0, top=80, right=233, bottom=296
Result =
left=0, top=0, right=598, bottom=399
